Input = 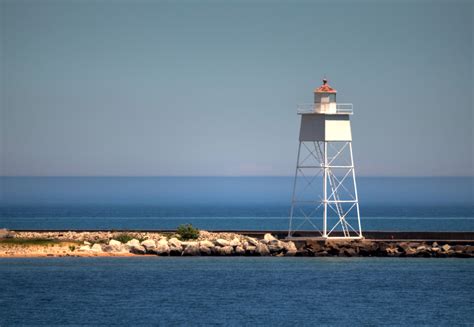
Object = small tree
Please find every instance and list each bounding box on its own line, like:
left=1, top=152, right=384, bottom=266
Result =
left=176, top=224, right=199, bottom=240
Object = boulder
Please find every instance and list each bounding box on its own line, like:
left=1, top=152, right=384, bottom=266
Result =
left=264, top=233, right=277, bottom=242
left=431, top=247, right=440, bottom=253
left=109, top=239, right=123, bottom=252
left=284, top=241, right=297, bottom=256
left=256, top=243, right=270, bottom=256
left=441, top=244, right=451, bottom=252
left=130, top=245, right=146, bottom=255
left=168, top=238, right=183, bottom=255
left=78, top=245, right=91, bottom=252
left=453, top=245, right=466, bottom=253
left=126, top=239, right=141, bottom=248
left=101, top=244, right=114, bottom=252
left=416, top=245, right=428, bottom=251
left=84, top=241, right=91, bottom=246
left=245, top=237, right=259, bottom=246
left=268, top=241, right=285, bottom=253
left=199, top=240, right=215, bottom=248
left=465, top=245, right=474, bottom=254
left=141, top=239, right=156, bottom=250
left=156, top=239, right=170, bottom=255
left=0, top=229, right=12, bottom=239
left=404, top=247, right=417, bottom=256
left=235, top=246, right=245, bottom=255
left=218, top=246, right=234, bottom=256
left=385, top=247, right=399, bottom=256
left=90, top=244, right=103, bottom=253
left=183, top=243, right=200, bottom=256
left=199, top=245, right=212, bottom=255
left=229, top=238, right=241, bottom=247
left=215, top=239, right=230, bottom=247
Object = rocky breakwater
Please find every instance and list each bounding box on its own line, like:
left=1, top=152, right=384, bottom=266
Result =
left=76, top=232, right=297, bottom=257
left=297, top=240, right=474, bottom=258
left=0, top=229, right=297, bottom=257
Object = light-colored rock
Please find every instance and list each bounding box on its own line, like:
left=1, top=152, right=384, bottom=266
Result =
left=126, top=239, right=141, bottom=248
left=264, top=233, right=277, bottom=242
left=168, top=238, right=182, bottom=248
left=183, top=243, right=200, bottom=256
left=215, top=239, right=230, bottom=247
left=256, top=243, right=270, bottom=256
left=108, top=239, right=126, bottom=252
left=91, top=244, right=103, bottom=252
left=84, top=241, right=91, bottom=246
left=284, top=241, right=297, bottom=256
left=199, top=240, right=215, bottom=248
left=168, top=238, right=183, bottom=254
left=156, top=239, right=170, bottom=255
left=78, top=245, right=91, bottom=252
left=229, top=238, right=241, bottom=247
left=218, top=246, right=234, bottom=255
left=141, top=239, right=156, bottom=250
left=245, top=237, right=259, bottom=246
left=441, top=244, right=451, bottom=252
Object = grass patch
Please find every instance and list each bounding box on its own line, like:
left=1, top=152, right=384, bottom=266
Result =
left=0, top=238, right=60, bottom=246
left=176, top=224, right=200, bottom=241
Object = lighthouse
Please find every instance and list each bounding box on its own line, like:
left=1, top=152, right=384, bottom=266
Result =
left=288, top=79, right=363, bottom=239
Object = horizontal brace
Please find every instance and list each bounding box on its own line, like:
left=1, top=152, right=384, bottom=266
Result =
left=324, top=200, right=358, bottom=203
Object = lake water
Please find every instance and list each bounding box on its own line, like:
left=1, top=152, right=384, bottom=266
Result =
left=0, top=257, right=473, bottom=326
left=0, top=177, right=473, bottom=326
left=1, top=177, right=473, bottom=231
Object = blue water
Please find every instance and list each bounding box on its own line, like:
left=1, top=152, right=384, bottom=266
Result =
left=0, top=257, right=473, bottom=326
left=1, top=177, right=473, bottom=231
left=1, top=177, right=473, bottom=326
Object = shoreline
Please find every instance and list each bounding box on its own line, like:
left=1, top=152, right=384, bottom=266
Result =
left=0, top=229, right=473, bottom=258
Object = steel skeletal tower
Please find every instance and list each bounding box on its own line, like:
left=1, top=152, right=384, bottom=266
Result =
left=288, top=79, right=362, bottom=239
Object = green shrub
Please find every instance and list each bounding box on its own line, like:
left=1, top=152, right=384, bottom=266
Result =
left=69, top=245, right=76, bottom=252
left=114, top=233, right=135, bottom=244
left=176, top=224, right=200, bottom=240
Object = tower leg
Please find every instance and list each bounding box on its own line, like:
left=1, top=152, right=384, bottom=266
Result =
left=288, top=142, right=301, bottom=237
left=349, top=142, right=363, bottom=238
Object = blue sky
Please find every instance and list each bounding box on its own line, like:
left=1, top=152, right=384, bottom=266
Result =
left=1, top=0, right=472, bottom=176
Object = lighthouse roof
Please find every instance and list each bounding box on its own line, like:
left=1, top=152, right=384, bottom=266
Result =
left=314, top=79, right=337, bottom=93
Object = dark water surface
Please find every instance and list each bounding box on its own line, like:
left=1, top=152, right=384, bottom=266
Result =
left=0, top=257, right=473, bottom=326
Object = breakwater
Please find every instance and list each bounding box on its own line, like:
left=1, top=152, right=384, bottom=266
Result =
left=0, top=229, right=473, bottom=258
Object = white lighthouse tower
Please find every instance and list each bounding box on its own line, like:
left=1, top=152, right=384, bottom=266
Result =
left=288, top=79, right=363, bottom=239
